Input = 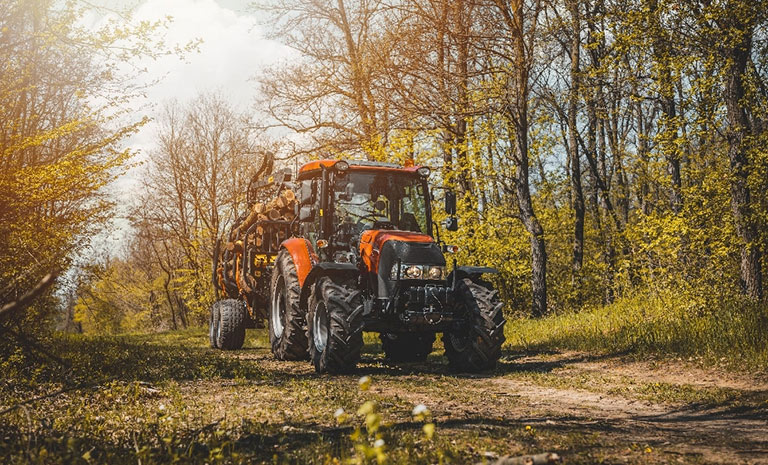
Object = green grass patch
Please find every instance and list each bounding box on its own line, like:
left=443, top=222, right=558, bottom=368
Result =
left=504, top=290, right=768, bottom=370
left=0, top=328, right=269, bottom=400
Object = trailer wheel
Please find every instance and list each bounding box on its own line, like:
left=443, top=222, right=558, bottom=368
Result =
left=209, top=302, right=220, bottom=348
left=308, top=277, right=364, bottom=373
left=444, top=278, right=505, bottom=372
left=380, top=332, right=435, bottom=362
left=268, top=249, right=309, bottom=360
left=213, top=299, right=246, bottom=350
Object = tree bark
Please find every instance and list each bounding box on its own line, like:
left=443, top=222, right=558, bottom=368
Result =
left=498, top=0, right=548, bottom=317
left=722, top=16, right=762, bottom=299
left=567, top=0, right=585, bottom=275
left=649, top=0, right=682, bottom=213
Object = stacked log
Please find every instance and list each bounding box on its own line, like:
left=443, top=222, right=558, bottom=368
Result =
left=231, top=188, right=296, bottom=239
left=221, top=188, right=298, bottom=285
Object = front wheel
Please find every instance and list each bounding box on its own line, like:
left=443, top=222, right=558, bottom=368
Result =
left=268, top=249, right=309, bottom=360
left=308, top=277, right=364, bottom=374
left=444, top=278, right=505, bottom=372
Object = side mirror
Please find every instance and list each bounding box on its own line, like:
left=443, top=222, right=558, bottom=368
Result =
left=444, top=216, right=458, bottom=232
left=300, top=182, right=314, bottom=205
left=299, top=205, right=315, bottom=222
left=444, top=190, right=456, bottom=215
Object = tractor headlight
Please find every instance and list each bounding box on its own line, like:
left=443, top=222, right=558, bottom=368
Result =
left=391, top=264, right=446, bottom=280
left=405, top=265, right=422, bottom=279
left=427, top=266, right=444, bottom=280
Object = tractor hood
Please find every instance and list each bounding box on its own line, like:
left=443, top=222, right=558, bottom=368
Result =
left=359, top=230, right=436, bottom=272
left=359, top=229, right=446, bottom=298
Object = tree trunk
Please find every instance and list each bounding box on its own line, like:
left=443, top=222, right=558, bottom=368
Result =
left=567, top=0, right=585, bottom=276
left=722, top=22, right=762, bottom=300
left=649, top=0, right=682, bottom=213
left=504, top=0, right=547, bottom=317
left=515, top=121, right=547, bottom=317
left=163, top=275, right=178, bottom=330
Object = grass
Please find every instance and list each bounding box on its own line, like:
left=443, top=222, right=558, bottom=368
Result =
left=3, top=297, right=767, bottom=464
left=2, top=327, right=730, bottom=465
left=504, top=290, right=768, bottom=371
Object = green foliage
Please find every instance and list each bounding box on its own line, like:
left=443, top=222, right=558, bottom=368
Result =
left=505, top=290, right=768, bottom=369
left=0, top=0, right=172, bottom=337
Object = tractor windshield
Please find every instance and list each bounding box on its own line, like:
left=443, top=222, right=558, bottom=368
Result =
left=332, top=171, right=429, bottom=234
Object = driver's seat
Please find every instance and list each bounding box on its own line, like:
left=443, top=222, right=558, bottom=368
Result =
left=399, top=212, right=422, bottom=233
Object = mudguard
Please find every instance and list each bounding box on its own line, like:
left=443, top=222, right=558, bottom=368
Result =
left=280, top=238, right=318, bottom=287
left=450, top=266, right=498, bottom=288
left=299, top=262, right=358, bottom=311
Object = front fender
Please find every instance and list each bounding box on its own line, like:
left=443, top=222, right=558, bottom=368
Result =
left=449, top=266, right=498, bottom=288
left=280, top=238, right=318, bottom=287
left=299, top=262, right=358, bottom=311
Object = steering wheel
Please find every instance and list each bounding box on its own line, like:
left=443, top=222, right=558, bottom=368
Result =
left=373, top=220, right=396, bottom=230
left=344, top=209, right=383, bottom=225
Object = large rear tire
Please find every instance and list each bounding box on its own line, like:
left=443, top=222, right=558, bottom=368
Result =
left=380, top=332, right=435, bottom=362
left=444, top=278, right=505, bottom=372
left=308, top=277, right=364, bottom=374
left=213, top=299, right=247, bottom=350
left=268, top=249, right=309, bottom=360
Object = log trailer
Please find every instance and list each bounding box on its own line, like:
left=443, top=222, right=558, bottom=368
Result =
left=210, top=159, right=505, bottom=373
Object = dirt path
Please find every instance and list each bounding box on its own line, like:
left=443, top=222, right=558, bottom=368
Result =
left=178, top=341, right=768, bottom=464
left=8, top=330, right=764, bottom=464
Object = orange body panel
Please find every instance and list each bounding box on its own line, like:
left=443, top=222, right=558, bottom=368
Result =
left=359, top=230, right=434, bottom=273
left=280, top=237, right=318, bottom=287
left=298, top=159, right=422, bottom=179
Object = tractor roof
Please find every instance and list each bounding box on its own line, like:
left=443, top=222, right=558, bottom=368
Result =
left=297, top=159, right=422, bottom=180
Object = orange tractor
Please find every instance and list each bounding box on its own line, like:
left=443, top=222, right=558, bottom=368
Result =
left=210, top=159, right=505, bottom=373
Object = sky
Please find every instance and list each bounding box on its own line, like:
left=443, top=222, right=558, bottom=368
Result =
left=86, top=0, right=293, bottom=249
left=95, top=0, right=292, bottom=155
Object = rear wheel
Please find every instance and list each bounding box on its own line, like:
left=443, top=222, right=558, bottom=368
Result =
left=268, top=249, right=309, bottom=360
left=444, top=278, right=505, bottom=372
left=380, top=332, right=435, bottom=362
left=213, top=299, right=247, bottom=350
left=308, top=277, right=364, bottom=373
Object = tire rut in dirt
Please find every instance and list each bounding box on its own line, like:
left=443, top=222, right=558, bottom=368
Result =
left=308, top=277, right=364, bottom=374
left=268, top=249, right=309, bottom=360
left=444, top=278, right=505, bottom=372
left=214, top=299, right=247, bottom=350
left=380, top=332, right=436, bottom=363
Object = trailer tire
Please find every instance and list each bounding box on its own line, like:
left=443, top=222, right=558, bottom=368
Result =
left=213, top=299, right=246, bottom=350
left=308, top=277, right=364, bottom=373
left=269, top=249, right=309, bottom=360
left=209, top=302, right=220, bottom=348
left=380, top=332, right=435, bottom=362
left=444, top=278, right=505, bottom=372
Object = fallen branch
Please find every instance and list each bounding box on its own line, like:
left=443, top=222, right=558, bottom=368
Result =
left=0, top=270, right=59, bottom=325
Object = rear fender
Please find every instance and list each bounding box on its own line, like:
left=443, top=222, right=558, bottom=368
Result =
left=280, top=238, right=318, bottom=287
left=299, top=263, right=359, bottom=311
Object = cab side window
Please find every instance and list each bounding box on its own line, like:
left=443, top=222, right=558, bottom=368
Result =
left=299, top=179, right=321, bottom=247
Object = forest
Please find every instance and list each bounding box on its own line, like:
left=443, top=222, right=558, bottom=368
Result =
left=8, top=0, right=763, bottom=352
left=1, top=0, right=767, bottom=463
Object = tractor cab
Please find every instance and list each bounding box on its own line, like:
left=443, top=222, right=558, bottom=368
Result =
left=296, top=159, right=441, bottom=265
